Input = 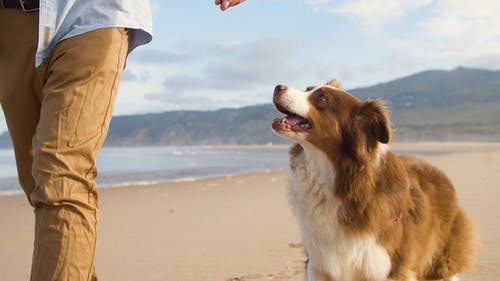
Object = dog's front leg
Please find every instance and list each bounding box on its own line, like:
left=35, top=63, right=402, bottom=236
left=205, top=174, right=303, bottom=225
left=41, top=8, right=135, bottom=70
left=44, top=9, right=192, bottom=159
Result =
left=306, top=259, right=333, bottom=281
left=305, top=259, right=316, bottom=281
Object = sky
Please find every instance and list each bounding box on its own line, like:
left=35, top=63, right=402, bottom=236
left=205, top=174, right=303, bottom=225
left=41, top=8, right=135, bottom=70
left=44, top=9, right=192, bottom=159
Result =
left=1, top=0, right=500, bottom=133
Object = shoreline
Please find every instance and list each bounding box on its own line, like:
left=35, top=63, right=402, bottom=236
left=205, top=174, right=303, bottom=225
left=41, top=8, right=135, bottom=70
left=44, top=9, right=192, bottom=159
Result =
left=3, top=140, right=499, bottom=151
left=1, top=142, right=499, bottom=197
left=0, top=169, right=289, bottom=197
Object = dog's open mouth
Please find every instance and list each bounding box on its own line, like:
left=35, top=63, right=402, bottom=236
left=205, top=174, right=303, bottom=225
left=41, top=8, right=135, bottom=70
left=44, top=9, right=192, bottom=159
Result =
left=273, top=115, right=312, bottom=132
left=272, top=102, right=312, bottom=132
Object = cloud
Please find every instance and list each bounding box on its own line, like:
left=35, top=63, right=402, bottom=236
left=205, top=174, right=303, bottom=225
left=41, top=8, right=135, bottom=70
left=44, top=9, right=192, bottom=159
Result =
left=127, top=38, right=302, bottom=90
left=207, top=39, right=306, bottom=88
left=158, top=38, right=304, bottom=92
left=321, top=0, right=500, bottom=47
left=376, top=0, right=500, bottom=70
left=128, top=49, right=195, bottom=65
left=144, top=91, right=224, bottom=110
left=162, top=75, right=208, bottom=92
left=141, top=39, right=303, bottom=110
left=331, top=0, right=434, bottom=33
left=128, top=25, right=391, bottom=105
left=121, top=68, right=151, bottom=82
left=304, top=0, right=434, bottom=32
left=117, top=37, right=319, bottom=113
left=304, top=0, right=332, bottom=4
left=417, top=0, right=500, bottom=57
left=462, top=55, right=500, bottom=70
left=306, top=0, right=500, bottom=72
left=420, top=0, right=500, bottom=39
left=336, top=62, right=412, bottom=89
left=304, top=0, right=333, bottom=11
left=137, top=35, right=373, bottom=111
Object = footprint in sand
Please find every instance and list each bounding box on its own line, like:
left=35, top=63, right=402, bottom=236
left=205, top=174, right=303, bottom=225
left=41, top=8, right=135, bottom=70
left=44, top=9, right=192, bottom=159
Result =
left=288, top=242, right=304, bottom=248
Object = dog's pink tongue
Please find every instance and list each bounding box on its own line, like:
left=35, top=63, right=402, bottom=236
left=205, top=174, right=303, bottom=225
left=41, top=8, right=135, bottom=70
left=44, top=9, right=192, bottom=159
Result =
left=272, top=115, right=310, bottom=131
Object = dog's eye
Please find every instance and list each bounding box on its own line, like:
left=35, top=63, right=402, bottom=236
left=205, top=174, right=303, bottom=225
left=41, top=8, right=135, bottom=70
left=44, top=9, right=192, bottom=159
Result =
left=318, top=93, right=327, bottom=104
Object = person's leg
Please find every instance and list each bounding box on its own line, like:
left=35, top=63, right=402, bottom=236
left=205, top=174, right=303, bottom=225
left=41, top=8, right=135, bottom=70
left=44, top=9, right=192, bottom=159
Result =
left=1, top=8, right=129, bottom=280
left=29, top=27, right=129, bottom=281
left=0, top=9, right=40, bottom=203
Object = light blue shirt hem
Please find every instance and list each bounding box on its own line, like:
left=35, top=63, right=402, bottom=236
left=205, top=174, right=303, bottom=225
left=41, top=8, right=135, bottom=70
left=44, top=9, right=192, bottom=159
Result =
left=36, top=0, right=153, bottom=67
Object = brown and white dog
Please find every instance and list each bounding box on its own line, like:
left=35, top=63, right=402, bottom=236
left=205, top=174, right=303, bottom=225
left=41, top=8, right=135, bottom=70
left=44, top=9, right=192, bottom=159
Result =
left=271, top=79, right=476, bottom=281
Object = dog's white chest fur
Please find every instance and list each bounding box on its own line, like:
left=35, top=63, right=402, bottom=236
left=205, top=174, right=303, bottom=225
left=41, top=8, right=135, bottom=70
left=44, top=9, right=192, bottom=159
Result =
left=289, top=147, right=391, bottom=281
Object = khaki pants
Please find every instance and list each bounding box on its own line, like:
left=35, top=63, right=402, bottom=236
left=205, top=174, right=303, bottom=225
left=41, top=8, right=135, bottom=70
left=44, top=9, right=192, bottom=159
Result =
left=0, top=9, right=128, bottom=281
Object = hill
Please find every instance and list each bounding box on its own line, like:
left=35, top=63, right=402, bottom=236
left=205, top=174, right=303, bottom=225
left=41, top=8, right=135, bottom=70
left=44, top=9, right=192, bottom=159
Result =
left=1, top=67, right=499, bottom=147
left=104, top=105, right=286, bottom=146
left=349, top=67, right=500, bottom=141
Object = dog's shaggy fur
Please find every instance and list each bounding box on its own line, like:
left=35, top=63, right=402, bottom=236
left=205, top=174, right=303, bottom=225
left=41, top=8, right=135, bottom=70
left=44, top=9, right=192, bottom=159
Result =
left=272, top=79, right=476, bottom=281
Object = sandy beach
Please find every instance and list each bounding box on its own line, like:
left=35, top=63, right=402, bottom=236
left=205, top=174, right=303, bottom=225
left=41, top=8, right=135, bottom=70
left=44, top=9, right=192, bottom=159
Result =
left=0, top=142, right=499, bottom=281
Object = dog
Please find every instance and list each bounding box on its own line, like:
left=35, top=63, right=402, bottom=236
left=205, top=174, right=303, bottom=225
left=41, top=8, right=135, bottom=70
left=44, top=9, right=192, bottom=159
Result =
left=271, top=79, right=476, bottom=281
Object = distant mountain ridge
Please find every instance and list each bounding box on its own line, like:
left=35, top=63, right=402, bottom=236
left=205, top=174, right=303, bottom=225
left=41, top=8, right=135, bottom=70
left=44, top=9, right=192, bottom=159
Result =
left=104, top=105, right=286, bottom=146
left=348, top=67, right=500, bottom=141
left=350, top=67, right=500, bottom=108
left=1, top=67, right=499, bottom=147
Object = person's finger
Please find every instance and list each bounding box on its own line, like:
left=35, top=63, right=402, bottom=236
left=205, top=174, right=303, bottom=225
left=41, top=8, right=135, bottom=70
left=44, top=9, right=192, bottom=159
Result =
left=217, top=0, right=245, bottom=11
left=234, top=0, right=246, bottom=6
left=222, top=0, right=230, bottom=11
left=229, top=0, right=245, bottom=8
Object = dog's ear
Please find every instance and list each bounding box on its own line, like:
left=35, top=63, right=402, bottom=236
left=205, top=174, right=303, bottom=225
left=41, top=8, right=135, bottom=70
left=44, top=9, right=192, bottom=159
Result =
left=326, top=78, right=343, bottom=90
left=359, top=100, right=391, bottom=145
left=307, top=79, right=342, bottom=91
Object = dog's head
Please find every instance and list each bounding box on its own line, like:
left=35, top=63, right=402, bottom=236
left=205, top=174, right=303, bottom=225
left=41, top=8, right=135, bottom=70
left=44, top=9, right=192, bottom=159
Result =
left=272, top=79, right=391, bottom=160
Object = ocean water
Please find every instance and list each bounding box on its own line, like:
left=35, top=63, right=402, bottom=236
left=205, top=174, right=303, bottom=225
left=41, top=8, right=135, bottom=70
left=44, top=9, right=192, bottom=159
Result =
left=0, top=146, right=290, bottom=196
left=0, top=146, right=454, bottom=196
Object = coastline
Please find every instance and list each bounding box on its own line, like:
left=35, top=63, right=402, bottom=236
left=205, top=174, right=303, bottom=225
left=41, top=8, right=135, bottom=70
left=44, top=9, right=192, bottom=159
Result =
left=2, top=142, right=499, bottom=197
left=0, top=142, right=499, bottom=280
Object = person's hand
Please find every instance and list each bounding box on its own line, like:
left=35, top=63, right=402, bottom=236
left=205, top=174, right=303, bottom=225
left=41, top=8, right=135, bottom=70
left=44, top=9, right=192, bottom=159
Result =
left=215, top=0, right=246, bottom=11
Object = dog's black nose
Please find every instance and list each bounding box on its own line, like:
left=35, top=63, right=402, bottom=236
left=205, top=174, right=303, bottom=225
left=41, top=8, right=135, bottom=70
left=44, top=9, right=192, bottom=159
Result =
left=274, top=84, right=288, bottom=94
left=274, top=85, right=288, bottom=99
